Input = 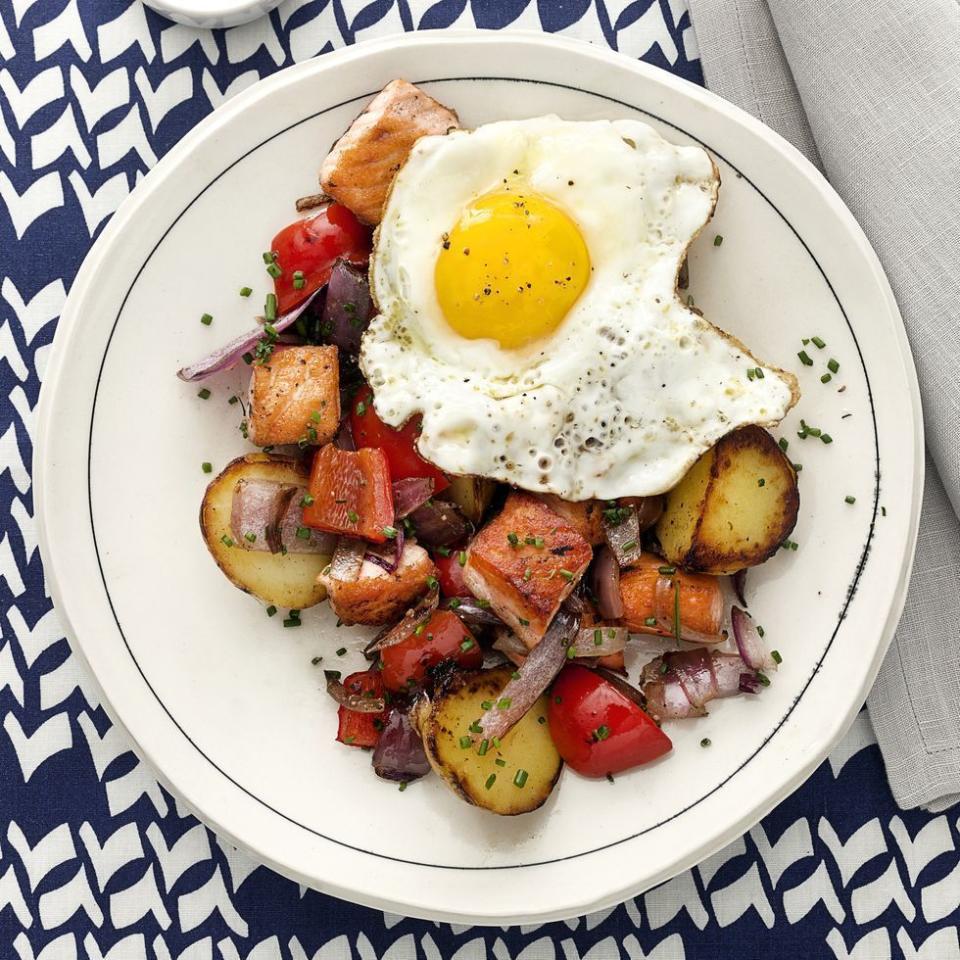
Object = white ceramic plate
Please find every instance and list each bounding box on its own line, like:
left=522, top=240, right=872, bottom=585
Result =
left=36, top=32, right=922, bottom=924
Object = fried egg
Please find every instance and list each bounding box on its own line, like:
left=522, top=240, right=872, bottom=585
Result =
left=360, top=116, right=798, bottom=500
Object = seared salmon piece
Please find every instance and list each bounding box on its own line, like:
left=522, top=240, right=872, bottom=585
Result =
left=537, top=494, right=605, bottom=546
left=320, top=79, right=460, bottom=225
left=320, top=542, right=438, bottom=626
left=249, top=346, right=339, bottom=448
left=463, top=491, right=593, bottom=649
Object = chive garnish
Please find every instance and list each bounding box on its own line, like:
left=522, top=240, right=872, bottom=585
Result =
left=523, top=568, right=532, bottom=582
left=558, top=568, right=573, bottom=581
left=644, top=616, right=657, bottom=627
left=295, top=526, right=310, bottom=540
left=507, top=532, right=519, bottom=547
left=594, top=628, right=602, bottom=646
left=495, top=758, right=506, bottom=767
left=713, top=235, right=723, bottom=246
left=747, top=368, right=755, bottom=381
left=239, top=286, right=252, bottom=298
left=449, top=598, right=461, bottom=609
left=658, top=565, right=676, bottom=575
left=513, top=769, right=528, bottom=788
left=798, top=351, right=813, bottom=366
left=346, top=509, right=359, bottom=523
left=477, top=739, right=489, bottom=756
left=264, top=293, right=277, bottom=322
left=481, top=700, right=493, bottom=710
left=621, top=539, right=638, bottom=553
left=262, top=251, right=277, bottom=264
left=459, top=736, right=472, bottom=749
left=771, top=650, right=783, bottom=664
left=756, top=671, right=771, bottom=686
left=382, top=526, right=398, bottom=539
left=779, top=438, right=789, bottom=452
left=398, top=782, right=408, bottom=792
left=336, top=647, right=346, bottom=656
left=593, top=725, right=610, bottom=742
left=757, top=625, right=765, bottom=637
left=266, top=605, right=277, bottom=617
left=827, top=358, right=839, bottom=373
left=821, top=373, right=832, bottom=384
left=244, top=532, right=256, bottom=543
left=700, top=738, right=711, bottom=747
left=436, top=545, right=451, bottom=556
left=845, top=495, right=856, bottom=504
left=200, top=313, right=213, bottom=326
left=282, top=617, right=301, bottom=627
left=355, top=400, right=366, bottom=416
left=458, top=551, right=467, bottom=567
left=426, top=575, right=439, bottom=591
left=202, top=462, right=212, bottom=474
left=266, top=262, right=281, bottom=279
left=754, top=367, right=764, bottom=379
left=220, top=534, right=234, bottom=547
left=497, top=698, right=512, bottom=710
left=821, top=434, right=833, bottom=444
left=811, top=336, right=826, bottom=349
left=757, top=478, right=765, bottom=487
left=485, top=774, right=497, bottom=790
left=469, top=721, right=483, bottom=734
left=300, top=494, right=314, bottom=507
left=460, top=638, right=474, bottom=652
left=197, top=388, right=211, bottom=400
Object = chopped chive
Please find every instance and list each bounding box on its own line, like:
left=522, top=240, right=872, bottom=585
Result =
left=747, top=368, right=755, bottom=381
left=511, top=672, right=521, bottom=680
left=621, top=539, right=638, bottom=552
left=426, top=575, right=439, bottom=591
left=476, top=598, right=490, bottom=608
left=477, top=739, right=489, bottom=756
left=239, top=286, right=252, bottom=298
left=414, top=624, right=425, bottom=637
left=700, top=737, right=711, bottom=747
left=382, top=526, right=398, bottom=539
left=757, top=625, right=765, bottom=637
left=754, top=367, right=764, bottom=379
left=448, top=598, right=461, bottom=609
left=771, top=650, right=783, bottom=664
left=346, top=509, right=359, bottom=523
left=793, top=463, right=803, bottom=472
left=264, top=293, right=277, bottom=322
left=558, top=568, right=574, bottom=581
left=779, top=437, right=789, bottom=452
left=197, top=387, right=211, bottom=400
left=513, top=769, right=529, bottom=788
left=220, top=534, right=234, bottom=547
left=282, top=617, right=301, bottom=627
left=485, top=774, right=497, bottom=790
left=538, top=716, right=546, bottom=725
left=659, top=660, right=669, bottom=675
left=459, top=736, right=472, bottom=749
left=811, top=336, right=826, bottom=349
left=355, top=400, right=366, bottom=416
left=497, top=698, right=512, bottom=710
left=507, top=532, right=519, bottom=547
left=491, top=736, right=501, bottom=748
left=398, top=782, right=407, bottom=792
left=802, top=338, right=810, bottom=345
left=594, top=628, right=603, bottom=646
left=756, top=671, right=771, bottom=686
left=200, top=313, right=213, bottom=326
left=827, top=358, right=839, bottom=373
left=566, top=645, right=576, bottom=659
left=606, top=772, right=615, bottom=784
left=469, top=721, right=483, bottom=734
left=757, top=478, right=765, bottom=487
left=202, top=461, right=213, bottom=474
left=436, top=545, right=451, bottom=557
left=460, top=638, right=474, bottom=652
left=658, top=565, right=676, bottom=575
left=713, top=234, right=723, bottom=247
left=821, top=373, right=833, bottom=384
left=593, top=725, right=610, bottom=742
left=821, top=434, right=833, bottom=444
left=242, top=352, right=253, bottom=365
left=798, top=350, right=813, bottom=366
left=523, top=568, right=532, bottom=582
left=458, top=550, right=467, bottom=567
left=336, top=647, right=346, bottom=656
left=266, top=262, right=282, bottom=279
left=644, top=616, right=657, bottom=627
left=882, top=506, right=887, bottom=516
left=228, top=395, right=239, bottom=405
left=518, top=616, right=530, bottom=626
left=293, top=271, right=306, bottom=291
left=266, top=605, right=277, bottom=617
left=481, top=700, right=493, bottom=710
left=300, top=494, right=314, bottom=507
left=310, top=410, right=322, bottom=423
left=244, top=532, right=256, bottom=543
left=687, top=294, right=695, bottom=306
left=262, top=251, right=277, bottom=264
left=495, top=758, right=506, bottom=767
left=845, top=495, right=856, bottom=504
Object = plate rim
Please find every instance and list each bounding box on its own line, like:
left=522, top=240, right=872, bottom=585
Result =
left=35, top=30, right=925, bottom=923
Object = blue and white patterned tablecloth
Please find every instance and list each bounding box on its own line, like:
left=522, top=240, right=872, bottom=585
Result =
left=1, top=2, right=959, bottom=957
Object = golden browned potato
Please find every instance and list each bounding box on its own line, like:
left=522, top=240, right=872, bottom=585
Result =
left=413, top=666, right=561, bottom=816
left=444, top=475, right=498, bottom=525
left=200, top=454, right=331, bottom=609
left=655, top=425, right=799, bottom=574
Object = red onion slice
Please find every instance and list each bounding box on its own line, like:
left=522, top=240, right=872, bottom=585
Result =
left=364, top=524, right=405, bottom=573
left=392, top=477, right=435, bottom=519
left=372, top=708, right=431, bottom=782
left=334, top=416, right=356, bottom=451
left=325, top=672, right=386, bottom=713
left=443, top=598, right=504, bottom=632
left=177, top=288, right=322, bottom=382
left=602, top=503, right=642, bottom=567
left=739, top=673, right=762, bottom=694
left=731, top=606, right=777, bottom=671
left=365, top=591, right=439, bottom=655
left=571, top=625, right=628, bottom=658
left=475, top=606, right=580, bottom=743
left=230, top=478, right=333, bottom=555
left=732, top=569, right=749, bottom=608
left=408, top=499, right=469, bottom=547
left=322, top=259, right=373, bottom=355
left=591, top=546, right=624, bottom=620
left=640, top=649, right=749, bottom=720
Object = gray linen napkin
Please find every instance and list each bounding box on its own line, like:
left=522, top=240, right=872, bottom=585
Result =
left=687, top=0, right=960, bottom=811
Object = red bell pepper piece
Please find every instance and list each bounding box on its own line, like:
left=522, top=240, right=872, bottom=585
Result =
left=434, top=549, right=472, bottom=598
left=350, top=385, right=448, bottom=492
left=271, top=203, right=371, bottom=315
left=380, top=610, right=482, bottom=692
left=336, top=670, right=387, bottom=748
left=548, top=664, right=672, bottom=778
left=302, top=445, right=394, bottom=543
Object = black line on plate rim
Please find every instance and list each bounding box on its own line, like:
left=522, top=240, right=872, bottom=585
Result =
left=85, top=76, right=881, bottom=871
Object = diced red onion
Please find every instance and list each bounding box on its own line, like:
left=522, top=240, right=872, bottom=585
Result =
left=591, top=546, right=624, bottom=620
left=732, top=569, right=749, bottom=608
left=571, top=625, right=628, bottom=658
left=365, top=592, right=439, bottom=655
left=372, top=708, right=431, bottom=783
left=408, top=499, right=469, bottom=548
left=443, top=598, right=504, bottom=632
left=177, top=288, right=322, bottom=382
left=328, top=537, right=366, bottom=583
left=731, top=605, right=777, bottom=671
left=230, top=478, right=333, bottom=555
left=334, top=416, right=356, bottom=451
left=475, top=606, right=580, bottom=743
left=325, top=672, right=386, bottom=713
left=739, top=673, right=762, bottom=694
left=602, top=504, right=641, bottom=567
left=392, top=477, right=435, bottom=519
left=322, top=260, right=373, bottom=355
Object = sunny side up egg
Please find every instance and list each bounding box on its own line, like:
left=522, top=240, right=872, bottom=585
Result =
left=360, top=116, right=798, bottom=500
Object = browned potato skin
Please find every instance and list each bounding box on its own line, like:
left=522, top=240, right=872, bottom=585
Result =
left=200, top=454, right=330, bottom=608
left=656, top=425, right=799, bottom=575
left=413, top=666, right=561, bottom=816
left=444, top=475, right=498, bottom=525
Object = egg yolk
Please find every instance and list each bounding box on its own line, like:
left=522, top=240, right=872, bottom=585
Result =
left=434, top=191, right=590, bottom=349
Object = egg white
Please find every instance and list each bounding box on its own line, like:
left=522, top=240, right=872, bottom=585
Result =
left=360, top=116, right=797, bottom=500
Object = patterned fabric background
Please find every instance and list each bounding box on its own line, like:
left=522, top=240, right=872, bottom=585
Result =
left=1, top=1, right=958, bottom=957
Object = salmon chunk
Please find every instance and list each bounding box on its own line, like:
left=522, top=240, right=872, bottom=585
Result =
left=249, top=346, right=339, bottom=448
left=463, top=491, right=593, bottom=648
left=320, top=542, right=438, bottom=626
left=537, top=494, right=606, bottom=546
left=320, top=79, right=460, bottom=225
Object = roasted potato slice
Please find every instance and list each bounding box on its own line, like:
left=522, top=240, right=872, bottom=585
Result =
left=201, top=454, right=331, bottom=609
left=656, top=425, right=799, bottom=574
left=414, top=666, right=561, bottom=816
left=444, top=475, right=498, bottom=525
